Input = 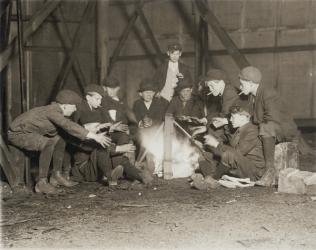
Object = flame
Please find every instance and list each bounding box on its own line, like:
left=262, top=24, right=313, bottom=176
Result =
left=140, top=126, right=199, bottom=178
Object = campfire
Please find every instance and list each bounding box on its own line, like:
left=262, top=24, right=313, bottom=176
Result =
left=139, top=120, right=200, bottom=179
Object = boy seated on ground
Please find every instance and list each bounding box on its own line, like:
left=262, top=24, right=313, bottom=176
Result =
left=7, top=89, right=111, bottom=194
left=191, top=106, right=266, bottom=190
left=153, top=43, right=192, bottom=102
left=72, top=84, right=153, bottom=186
left=133, top=79, right=169, bottom=130
left=132, top=79, right=169, bottom=171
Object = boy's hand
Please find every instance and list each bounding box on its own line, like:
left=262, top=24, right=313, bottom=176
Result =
left=212, top=117, right=228, bottom=128
left=142, top=117, right=153, bottom=128
left=97, top=123, right=112, bottom=131
left=87, top=132, right=112, bottom=148
left=190, top=126, right=207, bottom=137
left=110, top=121, right=129, bottom=133
left=115, top=143, right=136, bottom=153
left=203, top=134, right=219, bottom=148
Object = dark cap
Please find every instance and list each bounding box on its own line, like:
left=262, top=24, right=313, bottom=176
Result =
left=167, top=43, right=182, bottom=52
left=203, top=68, right=228, bottom=82
left=102, top=77, right=120, bottom=88
left=55, top=89, right=82, bottom=106
left=138, top=78, right=157, bottom=92
left=175, top=78, right=193, bottom=92
left=84, top=84, right=104, bottom=96
left=239, top=66, right=262, bottom=83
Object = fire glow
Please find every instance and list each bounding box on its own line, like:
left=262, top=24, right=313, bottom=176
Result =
left=140, top=126, right=199, bottom=178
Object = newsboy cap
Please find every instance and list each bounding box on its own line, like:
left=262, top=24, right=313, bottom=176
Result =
left=239, top=66, right=262, bottom=83
left=167, top=43, right=182, bottom=52
left=138, top=79, right=157, bottom=92
left=55, top=90, right=82, bottom=105
left=102, top=77, right=120, bottom=88
left=203, top=68, right=228, bottom=82
left=175, top=78, right=193, bottom=92
left=84, top=84, right=104, bottom=96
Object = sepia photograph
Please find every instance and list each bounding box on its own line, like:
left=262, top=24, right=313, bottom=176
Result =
left=0, top=0, right=316, bottom=249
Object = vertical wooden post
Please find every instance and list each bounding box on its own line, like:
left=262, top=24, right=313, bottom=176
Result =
left=96, top=0, right=110, bottom=83
left=163, top=114, right=174, bottom=180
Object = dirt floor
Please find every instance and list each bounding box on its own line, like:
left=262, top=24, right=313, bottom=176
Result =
left=1, top=132, right=316, bottom=250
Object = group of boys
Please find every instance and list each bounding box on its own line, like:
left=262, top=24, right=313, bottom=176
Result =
left=7, top=43, right=310, bottom=194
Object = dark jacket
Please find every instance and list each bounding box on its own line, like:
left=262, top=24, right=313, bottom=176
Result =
left=9, top=103, right=88, bottom=140
left=251, top=85, right=298, bottom=138
left=212, top=122, right=265, bottom=166
left=74, top=101, right=104, bottom=125
left=101, top=95, right=128, bottom=124
left=167, top=96, right=205, bottom=119
left=133, top=97, right=169, bottom=126
left=153, top=60, right=192, bottom=92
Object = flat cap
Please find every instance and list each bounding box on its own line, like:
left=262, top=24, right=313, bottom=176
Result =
left=175, top=78, right=192, bottom=92
left=239, top=66, right=262, bottom=83
left=138, top=78, right=157, bottom=92
left=102, top=77, right=120, bottom=88
left=84, top=84, right=104, bottom=96
left=167, top=43, right=182, bottom=52
left=203, top=68, right=228, bottom=82
left=55, top=90, right=82, bottom=106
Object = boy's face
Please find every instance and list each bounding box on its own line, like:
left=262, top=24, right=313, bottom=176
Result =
left=167, top=50, right=182, bottom=63
left=179, top=88, right=192, bottom=102
left=140, top=90, right=155, bottom=102
left=239, top=79, right=252, bottom=95
left=106, top=86, right=120, bottom=99
left=206, top=80, right=225, bottom=96
left=230, top=113, right=249, bottom=128
left=62, top=104, right=77, bottom=117
left=86, top=92, right=102, bottom=109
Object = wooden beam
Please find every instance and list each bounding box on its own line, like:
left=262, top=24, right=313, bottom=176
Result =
left=195, top=0, right=250, bottom=69
left=96, top=0, right=110, bottom=83
left=138, top=6, right=164, bottom=62
left=49, top=2, right=94, bottom=101
left=0, top=0, right=61, bottom=72
left=163, top=114, right=174, bottom=180
left=119, top=1, right=157, bottom=69
left=107, top=0, right=145, bottom=75
left=50, top=5, right=88, bottom=91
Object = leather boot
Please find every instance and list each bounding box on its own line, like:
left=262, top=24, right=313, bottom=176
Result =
left=35, top=178, right=59, bottom=194
left=256, top=137, right=276, bottom=187
left=50, top=171, right=78, bottom=187
left=62, top=171, right=79, bottom=186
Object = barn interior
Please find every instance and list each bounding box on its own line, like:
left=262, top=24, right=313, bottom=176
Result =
left=1, top=0, right=316, bottom=249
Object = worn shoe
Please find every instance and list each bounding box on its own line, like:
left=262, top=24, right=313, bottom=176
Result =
left=255, top=167, right=277, bottom=187
left=109, top=165, right=124, bottom=186
left=13, top=184, right=33, bottom=196
left=204, top=176, right=220, bottom=188
left=50, top=171, right=78, bottom=187
left=35, top=179, right=59, bottom=194
left=191, top=173, right=208, bottom=190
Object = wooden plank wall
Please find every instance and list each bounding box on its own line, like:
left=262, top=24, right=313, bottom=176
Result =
left=6, top=0, right=316, bottom=121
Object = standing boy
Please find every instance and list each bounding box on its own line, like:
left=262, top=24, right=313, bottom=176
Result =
left=153, top=43, right=192, bottom=102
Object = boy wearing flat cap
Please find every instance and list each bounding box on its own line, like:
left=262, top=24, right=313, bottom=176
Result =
left=72, top=84, right=152, bottom=186
left=133, top=79, right=169, bottom=129
left=238, top=66, right=312, bottom=186
left=192, top=68, right=248, bottom=138
left=7, top=89, right=111, bottom=194
left=153, top=43, right=192, bottom=102
left=192, top=106, right=266, bottom=190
